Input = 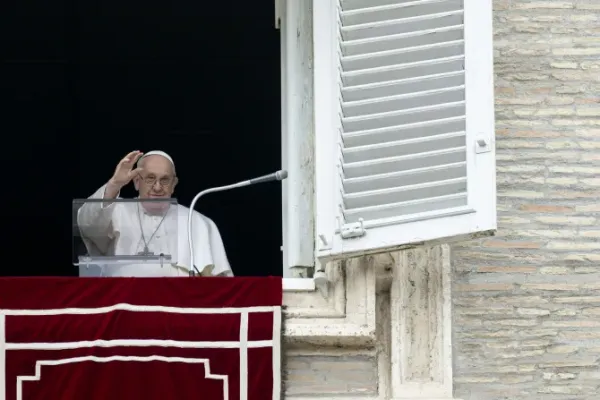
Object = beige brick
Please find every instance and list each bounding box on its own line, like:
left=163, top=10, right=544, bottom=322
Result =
left=543, top=372, right=576, bottom=380
left=514, top=1, right=574, bottom=9
left=545, top=177, right=577, bottom=185
left=543, top=320, right=600, bottom=328
left=455, top=283, right=515, bottom=292
left=487, top=339, right=551, bottom=349
left=547, top=241, right=600, bottom=250
left=519, top=329, right=558, bottom=338
left=496, top=349, right=545, bottom=358
left=576, top=97, right=600, bottom=104
left=569, top=14, right=599, bottom=22
left=549, top=62, right=578, bottom=69
left=514, top=108, right=574, bottom=117
left=455, top=376, right=498, bottom=383
left=577, top=107, right=600, bottom=117
left=545, top=141, right=581, bottom=151
left=484, top=319, right=539, bottom=327
left=576, top=128, right=600, bottom=137
left=518, top=204, right=573, bottom=213
left=457, top=330, right=516, bottom=339
left=514, top=229, right=577, bottom=238
left=538, top=386, right=589, bottom=394
left=581, top=61, right=600, bottom=70
left=580, top=178, right=600, bottom=186
left=579, top=230, right=600, bottom=238
left=580, top=141, right=600, bottom=149
left=560, top=331, right=600, bottom=340
left=564, top=254, right=600, bottom=262
left=554, top=296, right=600, bottom=304
left=550, top=165, right=600, bottom=174
left=574, top=267, right=598, bottom=274
left=547, top=345, right=578, bottom=354
left=556, top=85, right=585, bottom=94
left=539, top=266, right=569, bottom=274
left=476, top=266, right=537, bottom=273
left=483, top=240, right=544, bottom=249
left=516, top=308, right=550, bottom=316
left=554, top=308, right=579, bottom=316
left=536, top=216, right=595, bottom=225
left=576, top=3, right=600, bottom=10
left=582, top=307, right=600, bottom=315
left=552, top=118, right=600, bottom=126
left=496, top=97, right=543, bottom=105
left=521, top=283, right=580, bottom=291
left=546, top=96, right=575, bottom=105
left=503, top=375, right=535, bottom=384
left=539, top=359, right=598, bottom=368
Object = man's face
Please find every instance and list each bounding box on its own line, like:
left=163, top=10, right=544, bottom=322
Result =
left=133, top=155, right=178, bottom=199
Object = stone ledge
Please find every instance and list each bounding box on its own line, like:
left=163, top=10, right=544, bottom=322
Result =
left=283, top=258, right=377, bottom=346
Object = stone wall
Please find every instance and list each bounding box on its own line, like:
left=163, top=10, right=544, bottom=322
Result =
left=452, top=1, right=600, bottom=399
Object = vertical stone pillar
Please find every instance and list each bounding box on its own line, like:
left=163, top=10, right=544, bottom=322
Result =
left=390, top=245, right=454, bottom=399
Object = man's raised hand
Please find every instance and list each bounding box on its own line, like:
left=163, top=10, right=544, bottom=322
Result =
left=109, top=150, right=144, bottom=189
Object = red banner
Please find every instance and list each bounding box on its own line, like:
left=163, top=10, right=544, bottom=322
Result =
left=0, top=277, right=282, bottom=400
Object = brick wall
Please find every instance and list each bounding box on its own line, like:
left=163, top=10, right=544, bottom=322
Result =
left=453, top=1, right=600, bottom=399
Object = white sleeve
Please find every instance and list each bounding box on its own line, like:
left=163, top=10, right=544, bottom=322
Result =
left=205, top=216, right=233, bottom=277
left=77, top=184, right=119, bottom=254
left=190, top=213, right=233, bottom=277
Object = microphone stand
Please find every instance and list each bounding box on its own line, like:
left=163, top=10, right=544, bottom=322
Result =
left=187, top=170, right=288, bottom=276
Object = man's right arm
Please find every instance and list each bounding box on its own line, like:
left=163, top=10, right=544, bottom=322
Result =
left=77, top=150, right=143, bottom=250
left=77, top=180, right=122, bottom=241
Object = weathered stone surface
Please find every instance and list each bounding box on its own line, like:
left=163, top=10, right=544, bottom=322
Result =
left=284, top=354, right=378, bottom=396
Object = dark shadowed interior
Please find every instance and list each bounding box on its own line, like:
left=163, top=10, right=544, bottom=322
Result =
left=0, top=0, right=282, bottom=276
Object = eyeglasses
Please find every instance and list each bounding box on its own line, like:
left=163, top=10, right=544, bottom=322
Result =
left=142, top=175, right=175, bottom=187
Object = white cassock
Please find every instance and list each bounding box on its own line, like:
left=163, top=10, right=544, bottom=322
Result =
left=77, top=184, right=233, bottom=277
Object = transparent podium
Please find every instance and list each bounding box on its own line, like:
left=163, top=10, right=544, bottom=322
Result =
left=73, top=197, right=183, bottom=277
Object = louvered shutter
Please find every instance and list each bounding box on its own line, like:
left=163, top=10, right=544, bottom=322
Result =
left=314, top=0, right=496, bottom=260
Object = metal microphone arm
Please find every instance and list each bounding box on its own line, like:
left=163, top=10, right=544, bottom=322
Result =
left=187, top=170, right=287, bottom=276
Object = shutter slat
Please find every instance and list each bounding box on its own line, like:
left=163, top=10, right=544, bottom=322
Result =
left=344, top=177, right=467, bottom=209
left=342, top=40, right=464, bottom=72
left=343, top=25, right=464, bottom=57
left=343, top=72, right=465, bottom=102
left=343, top=58, right=464, bottom=87
left=343, top=147, right=467, bottom=177
left=343, top=0, right=450, bottom=12
left=344, top=116, right=466, bottom=147
left=336, top=0, right=468, bottom=225
left=341, top=0, right=463, bottom=27
left=343, top=86, right=465, bottom=117
left=343, top=131, right=466, bottom=162
left=342, top=13, right=464, bottom=41
left=344, top=193, right=467, bottom=223
left=344, top=161, right=466, bottom=193
left=343, top=101, right=466, bottom=132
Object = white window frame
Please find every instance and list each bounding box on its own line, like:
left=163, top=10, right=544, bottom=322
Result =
left=278, top=0, right=317, bottom=289
left=281, top=0, right=496, bottom=288
left=312, top=0, right=496, bottom=261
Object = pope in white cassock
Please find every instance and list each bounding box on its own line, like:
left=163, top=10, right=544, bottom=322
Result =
left=77, top=150, right=233, bottom=277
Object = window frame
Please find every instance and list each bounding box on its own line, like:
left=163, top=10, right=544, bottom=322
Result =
left=279, top=0, right=317, bottom=289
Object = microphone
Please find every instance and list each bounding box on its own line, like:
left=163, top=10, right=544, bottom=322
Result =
left=187, top=170, right=288, bottom=276
left=249, top=170, right=288, bottom=185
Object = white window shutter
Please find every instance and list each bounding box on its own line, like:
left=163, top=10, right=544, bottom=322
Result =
left=313, top=0, right=496, bottom=260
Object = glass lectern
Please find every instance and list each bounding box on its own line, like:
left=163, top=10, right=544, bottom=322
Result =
left=73, top=197, right=180, bottom=277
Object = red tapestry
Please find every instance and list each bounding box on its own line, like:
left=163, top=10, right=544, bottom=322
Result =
left=0, top=277, right=282, bottom=400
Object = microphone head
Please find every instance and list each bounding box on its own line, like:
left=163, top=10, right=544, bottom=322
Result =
left=276, top=170, right=288, bottom=180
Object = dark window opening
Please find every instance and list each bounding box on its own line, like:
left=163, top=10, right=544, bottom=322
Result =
left=0, top=1, right=282, bottom=277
